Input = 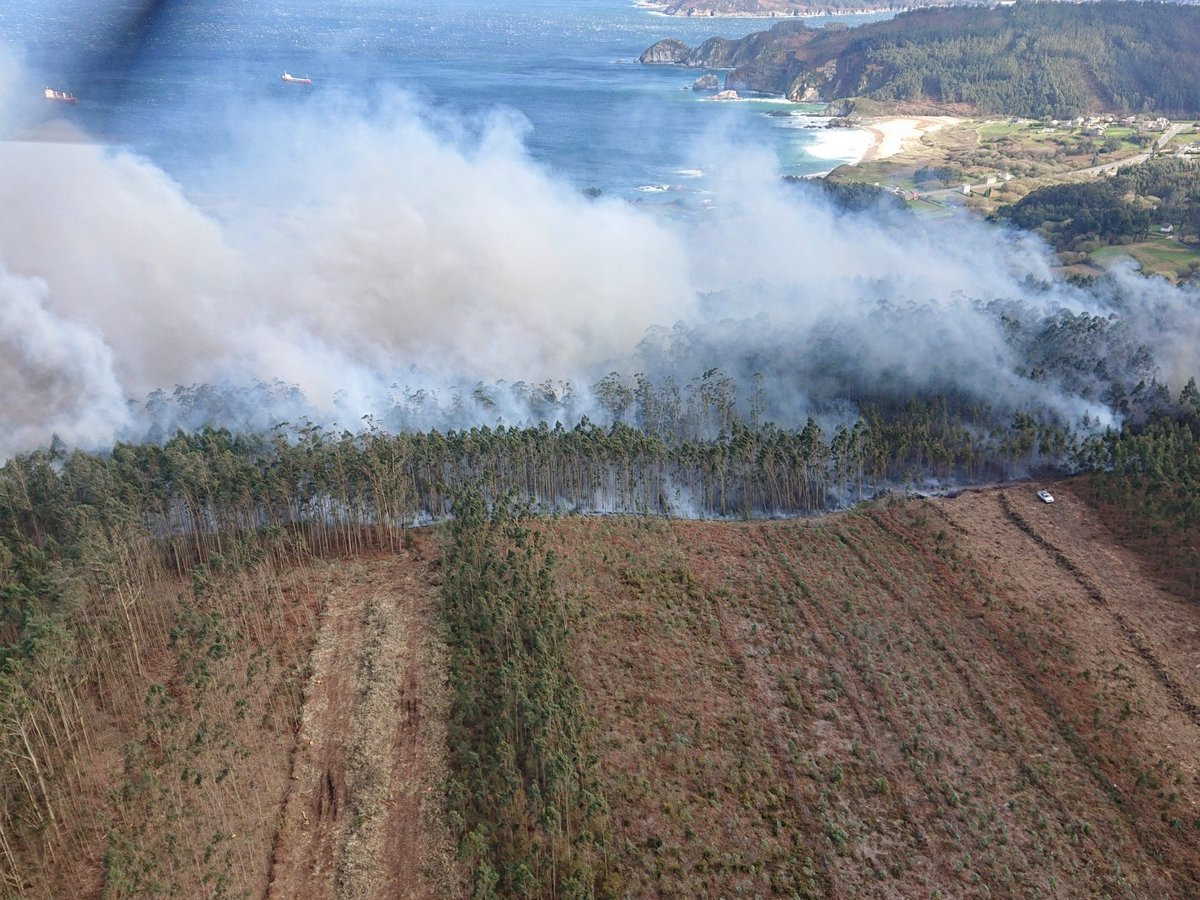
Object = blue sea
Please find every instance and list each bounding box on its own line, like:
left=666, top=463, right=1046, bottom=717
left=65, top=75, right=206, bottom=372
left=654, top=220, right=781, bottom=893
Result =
left=3, top=0, right=889, bottom=198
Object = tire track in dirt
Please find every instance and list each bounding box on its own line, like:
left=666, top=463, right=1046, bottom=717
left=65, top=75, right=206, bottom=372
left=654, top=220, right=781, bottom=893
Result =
left=998, top=493, right=1200, bottom=727
left=266, top=554, right=452, bottom=900
left=835, top=516, right=1145, bottom=894
left=933, top=496, right=1152, bottom=813
left=267, top=576, right=364, bottom=896
left=934, top=490, right=1200, bottom=893
left=345, top=563, right=455, bottom=900
left=335, top=574, right=415, bottom=897
left=857, top=508, right=1151, bottom=870
left=844, top=515, right=1078, bottom=790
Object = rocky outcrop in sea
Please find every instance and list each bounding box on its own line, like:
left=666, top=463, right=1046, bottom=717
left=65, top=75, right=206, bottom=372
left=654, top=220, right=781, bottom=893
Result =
left=640, top=22, right=829, bottom=101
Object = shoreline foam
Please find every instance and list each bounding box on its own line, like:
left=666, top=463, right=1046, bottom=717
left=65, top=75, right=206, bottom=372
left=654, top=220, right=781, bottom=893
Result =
left=804, top=125, right=875, bottom=170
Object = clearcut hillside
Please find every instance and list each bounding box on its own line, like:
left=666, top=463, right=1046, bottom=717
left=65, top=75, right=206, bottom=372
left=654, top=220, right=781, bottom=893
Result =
left=5, top=477, right=1198, bottom=897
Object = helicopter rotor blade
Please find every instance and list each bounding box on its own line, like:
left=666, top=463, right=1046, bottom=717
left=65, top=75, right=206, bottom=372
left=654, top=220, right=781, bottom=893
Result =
left=5, top=0, right=182, bottom=143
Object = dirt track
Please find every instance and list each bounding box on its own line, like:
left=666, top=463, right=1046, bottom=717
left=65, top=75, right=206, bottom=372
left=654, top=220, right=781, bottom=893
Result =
left=939, top=484, right=1200, bottom=761
left=933, top=484, right=1200, bottom=887
left=266, top=550, right=453, bottom=899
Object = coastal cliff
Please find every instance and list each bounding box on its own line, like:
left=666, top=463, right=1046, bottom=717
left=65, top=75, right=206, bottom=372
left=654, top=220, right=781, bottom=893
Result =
left=639, top=21, right=853, bottom=102
left=639, top=0, right=935, bottom=16
left=640, top=25, right=800, bottom=70
left=640, top=3, right=1200, bottom=117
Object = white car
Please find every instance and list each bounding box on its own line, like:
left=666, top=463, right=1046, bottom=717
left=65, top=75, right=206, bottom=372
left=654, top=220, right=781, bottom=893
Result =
left=1037, top=489, right=1055, bottom=504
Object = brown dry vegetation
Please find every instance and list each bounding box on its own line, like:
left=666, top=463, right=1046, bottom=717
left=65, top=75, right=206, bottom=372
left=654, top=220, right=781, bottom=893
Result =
left=7, top=542, right=453, bottom=899
left=547, top=485, right=1200, bottom=896
left=12, top=557, right=330, bottom=898
left=8, top=482, right=1200, bottom=897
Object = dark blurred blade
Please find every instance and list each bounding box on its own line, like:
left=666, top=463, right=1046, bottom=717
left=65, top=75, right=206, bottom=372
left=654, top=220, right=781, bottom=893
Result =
left=71, top=0, right=176, bottom=97
left=7, top=0, right=183, bottom=142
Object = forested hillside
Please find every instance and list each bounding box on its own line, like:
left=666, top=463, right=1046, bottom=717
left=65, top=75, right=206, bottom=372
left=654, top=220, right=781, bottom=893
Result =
left=997, top=157, right=1200, bottom=253
left=1075, top=390, right=1200, bottom=599
left=642, top=3, right=1200, bottom=116
left=641, top=0, right=975, bottom=15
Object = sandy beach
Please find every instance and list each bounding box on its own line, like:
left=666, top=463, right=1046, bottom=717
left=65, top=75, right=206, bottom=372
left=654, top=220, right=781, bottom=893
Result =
left=859, top=116, right=961, bottom=162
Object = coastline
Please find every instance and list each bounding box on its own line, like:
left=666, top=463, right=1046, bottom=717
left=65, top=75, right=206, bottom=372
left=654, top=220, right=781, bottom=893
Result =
left=633, top=0, right=902, bottom=18
left=804, top=124, right=875, bottom=173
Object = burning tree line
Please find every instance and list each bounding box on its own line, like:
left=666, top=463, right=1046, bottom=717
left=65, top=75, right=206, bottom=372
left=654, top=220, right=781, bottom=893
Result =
left=77, top=397, right=1087, bottom=545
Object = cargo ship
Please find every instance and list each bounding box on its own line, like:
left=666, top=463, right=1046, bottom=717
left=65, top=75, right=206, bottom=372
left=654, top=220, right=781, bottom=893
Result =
left=281, top=72, right=312, bottom=85
left=44, top=87, right=77, bottom=104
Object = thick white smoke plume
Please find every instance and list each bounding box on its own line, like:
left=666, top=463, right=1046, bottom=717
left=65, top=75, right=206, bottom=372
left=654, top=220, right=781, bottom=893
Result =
left=1, top=50, right=1198, bottom=457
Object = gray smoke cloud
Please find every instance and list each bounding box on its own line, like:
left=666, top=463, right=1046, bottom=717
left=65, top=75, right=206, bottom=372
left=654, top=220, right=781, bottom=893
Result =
left=0, top=266, right=129, bottom=450
left=1, top=48, right=1198, bottom=457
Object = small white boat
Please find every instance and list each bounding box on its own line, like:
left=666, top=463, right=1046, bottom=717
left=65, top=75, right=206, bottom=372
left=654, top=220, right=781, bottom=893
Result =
left=44, top=87, right=78, bottom=104
left=281, top=72, right=312, bottom=85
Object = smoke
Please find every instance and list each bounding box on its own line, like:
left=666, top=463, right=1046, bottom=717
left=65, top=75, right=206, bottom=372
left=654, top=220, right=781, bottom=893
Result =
left=1, top=49, right=1198, bottom=457
left=0, top=266, right=129, bottom=450
left=221, top=97, right=696, bottom=384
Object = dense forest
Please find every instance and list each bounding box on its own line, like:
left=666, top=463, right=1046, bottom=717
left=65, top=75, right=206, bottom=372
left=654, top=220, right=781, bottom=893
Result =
left=997, top=157, right=1200, bottom=251
left=0, top=375, right=1194, bottom=671
left=643, top=3, right=1200, bottom=117
left=441, top=494, right=611, bottom=897
left=1078, top=393, right=1200, bottom=598
left=784, top=175, right=909, bottom=213
left=642, top=0, right=972, bottom=16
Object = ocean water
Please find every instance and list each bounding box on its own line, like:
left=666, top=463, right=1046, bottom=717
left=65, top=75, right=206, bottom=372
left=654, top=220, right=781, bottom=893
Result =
left=3, top=0, right=888, bottom=198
